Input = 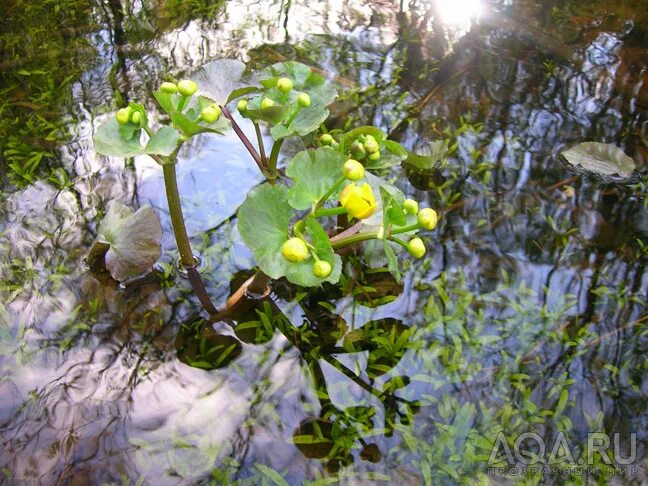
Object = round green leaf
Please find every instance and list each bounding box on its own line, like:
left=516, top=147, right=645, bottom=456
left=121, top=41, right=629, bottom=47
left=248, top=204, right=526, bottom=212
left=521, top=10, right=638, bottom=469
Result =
left=286, top=148, right=345, bottom=210
left=237, top=183, right=341, bottom=286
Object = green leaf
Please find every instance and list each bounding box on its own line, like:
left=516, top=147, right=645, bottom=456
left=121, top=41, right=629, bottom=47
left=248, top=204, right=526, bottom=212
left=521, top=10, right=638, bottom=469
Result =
left=93, top=118, right=143, bottom=157
left=286, top=148, right=345, bottom=210
left=380, top=185, right=407, bottom=228
left=237, top=184, right=341, bottom=287
left=191, top=59, right=249, bottom=106
left=169, top=109, right=229, bottom=137
left=270, top=100, right=329, bottom=141
left=153, top=91, right=176, bottom=114
left=561, top=142, right=636, bottom=178
left=245, top=102, right=291, bottom=124
left=226, top=86, right=260, bottom=104
left=383, top=240, right=401, bottom=283
left=403, top=140, right=448, bottom=170
left=144, top=126, right=181, bottom=157
left=87, top=201, right=162, bottom=282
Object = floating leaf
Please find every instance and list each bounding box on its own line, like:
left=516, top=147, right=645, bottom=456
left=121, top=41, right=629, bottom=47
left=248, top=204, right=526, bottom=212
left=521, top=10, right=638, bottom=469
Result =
left=87, top=201, right=162, bottom=282
left=237, top=184, right=341, bottom=286
left=561, top=142, right=636, bottom=177
left=286, top=148, right=345, bottom=210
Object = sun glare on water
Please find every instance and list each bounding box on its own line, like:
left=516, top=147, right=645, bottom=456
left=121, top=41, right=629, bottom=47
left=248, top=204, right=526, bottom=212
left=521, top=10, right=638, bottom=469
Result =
left=434, top=0, right=483, bottom=26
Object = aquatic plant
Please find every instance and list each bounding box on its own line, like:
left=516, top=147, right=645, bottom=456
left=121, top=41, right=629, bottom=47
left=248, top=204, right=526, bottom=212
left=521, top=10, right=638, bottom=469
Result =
left=92, top=60, right=440, bottom=314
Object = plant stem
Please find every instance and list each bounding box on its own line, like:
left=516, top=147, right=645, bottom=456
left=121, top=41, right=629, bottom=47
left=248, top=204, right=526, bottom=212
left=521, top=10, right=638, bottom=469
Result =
left=253, top=122, right=267, bottom=164
left=162, top=162, right=218, bottom=315
left=177, top=95, right=189, bottom=111
left=389, top=236, right=409, bottom=249
left=267, top=138, right=284, bottom=179
left=163, top=164, right=194, bottom=266
left=314, top=176, right=346, bottom=211
left=330, top=230, right=380, bottom=250
left=391, top=223, right=420, bottom=235
left=220, top=105, right=266, bottom=175
left=313, top=206, right=347, bottom=218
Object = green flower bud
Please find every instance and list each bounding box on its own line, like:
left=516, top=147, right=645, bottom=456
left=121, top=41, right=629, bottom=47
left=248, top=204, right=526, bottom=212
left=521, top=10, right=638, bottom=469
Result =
left=160, top=82, right=178, bottom=94
left=177, top=80, right=198, bottom=96
left=368, top=150, right=381, bottom=161
left=281, top=237, right=309, bottom=263
left=237, top=99, right=248, bottom=113
left=363, top=138, right=379, bottom=154
left=357, top=135, right=367, bottom=143
left=116, top=108, right=131, bottom=125
left=312, top=260, right=332, bottom=278
left=201, top=105, right=221, bottom=123
left=403, top=198, right=419, bottom=215
left=297, top=92, right=311, bottom=107
left=343, top=159, right=365, bottom=181
left=131, top=111, right=142, bottom=125
left=351, top=141, right=366, bottom=160
left=365, top=134, right=377, bottom=143
left=261, top=97, right=275, bottom=109
left=407, top=237, right=426, bottom=259
left=417, top=208, right=438, bottom=230
left=276, top=77, right=294, bottom=94
left=320, top=134, right=334, bottom=146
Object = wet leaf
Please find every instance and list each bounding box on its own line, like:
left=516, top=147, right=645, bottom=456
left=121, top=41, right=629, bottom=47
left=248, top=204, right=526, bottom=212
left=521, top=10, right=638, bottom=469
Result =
left=286, top=148, right=345, bottom=210
left=89, top=201, right=162, bottom=282
left=561, top=142, right=636, bottom=177
left=237, top=184, right=341, bottom=286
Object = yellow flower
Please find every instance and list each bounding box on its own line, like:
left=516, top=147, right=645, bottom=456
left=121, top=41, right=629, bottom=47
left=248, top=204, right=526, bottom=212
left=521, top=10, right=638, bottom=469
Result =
left=340, top=183, right=377, bottom=219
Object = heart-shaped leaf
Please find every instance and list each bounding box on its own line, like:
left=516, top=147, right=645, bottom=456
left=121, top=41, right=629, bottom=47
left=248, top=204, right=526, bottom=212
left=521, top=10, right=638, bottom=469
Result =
left=561, top=142, right=636, bottom=178
left=402, top=140, right=447, bottom=170
left=237, top=183, right=341, bottom=286
left=286, top=148, right=345, bottom=210
left=87, top=201, right=162, bottom=282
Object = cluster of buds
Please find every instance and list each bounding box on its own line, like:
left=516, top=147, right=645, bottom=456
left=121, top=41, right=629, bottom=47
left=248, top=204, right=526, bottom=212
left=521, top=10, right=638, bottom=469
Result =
left=116, top=106, right=142, bottom=125
left=350, top=134, right=381, bottom=163
left=237, top=77, right=310, bottom=116
left=281, top=237, right=332, bottom=278
left=402, top=198, right=438, bottom=259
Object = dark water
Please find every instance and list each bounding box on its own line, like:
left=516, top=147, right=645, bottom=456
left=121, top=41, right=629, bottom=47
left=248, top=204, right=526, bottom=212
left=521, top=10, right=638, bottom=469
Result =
left=1, top=0, right=647, bottom=484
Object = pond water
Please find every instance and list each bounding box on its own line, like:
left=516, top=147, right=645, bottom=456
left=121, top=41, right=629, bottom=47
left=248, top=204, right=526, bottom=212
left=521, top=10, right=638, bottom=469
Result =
left=1, top=0, right=647, bottom=484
